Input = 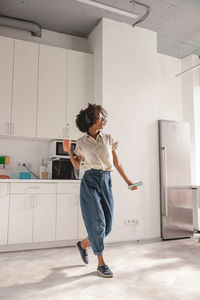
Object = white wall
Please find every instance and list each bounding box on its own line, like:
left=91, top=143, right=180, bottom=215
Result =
left=90, top=18, right=183, bottom=242
left=0, top=26, right=91, bottom=53
left=181, top=55, right=200, bottom=185
left=157, top=54, right=182, bottom=121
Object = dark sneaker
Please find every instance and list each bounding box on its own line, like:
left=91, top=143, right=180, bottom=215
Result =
left=97, top=264, right=113, bottom=278
left=76, top=241, right=88, bottom=264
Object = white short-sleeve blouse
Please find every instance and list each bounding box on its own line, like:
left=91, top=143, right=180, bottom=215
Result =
left=74, top=131, right=118, bottom=171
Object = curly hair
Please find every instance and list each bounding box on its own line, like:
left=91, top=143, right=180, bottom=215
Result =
left=76, top=103, right=107, bottom=133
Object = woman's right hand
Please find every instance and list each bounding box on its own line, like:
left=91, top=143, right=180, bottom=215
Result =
left=63, top=139, right=71, bottom=153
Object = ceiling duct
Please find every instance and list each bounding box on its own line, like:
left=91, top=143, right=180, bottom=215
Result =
left=0, top=15, right=41, bottom=37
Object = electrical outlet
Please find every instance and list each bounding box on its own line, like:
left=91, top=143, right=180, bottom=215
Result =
left=131, top=219, right=137, bottom=224
left=126, top=219, right=137, bottom=225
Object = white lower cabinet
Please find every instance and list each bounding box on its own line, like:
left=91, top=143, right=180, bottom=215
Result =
left=8, top=193, right=56, bottom=244
left=33, top=194, right=56, bottom=242
left=56, top=182, right=85, bottom=241
left=8, top=182, right=57, bottom=245
left=0, top=181, right=85, bottom=250
left=0, top=184, right=10, bottom=245
left=56, top=194, right=78, bottom=240
left=8, top=194, right=34, bottom=244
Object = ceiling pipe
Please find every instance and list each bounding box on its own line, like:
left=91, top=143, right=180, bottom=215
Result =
left=130, top=0, right=150, bottom=27
left=0, top=15, right=41, bottom=37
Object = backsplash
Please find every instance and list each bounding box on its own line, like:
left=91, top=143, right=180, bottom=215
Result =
left=0, top=139, right=49, bottom=179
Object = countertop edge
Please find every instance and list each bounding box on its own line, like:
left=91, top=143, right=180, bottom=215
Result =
left=0, top=179, right=81, bottom=183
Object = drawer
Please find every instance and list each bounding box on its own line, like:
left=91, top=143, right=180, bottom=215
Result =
left=10, top=183, right=56, bottom=194
left=0, top=183, right=9, bottom=197
left=57, top=182, right=80, bottom=194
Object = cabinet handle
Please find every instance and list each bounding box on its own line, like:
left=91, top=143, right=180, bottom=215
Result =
left=7, top=122, right=10, bottom=134
left=161, top=146, right=168, bottom=217
left=10, top=123, right=14, bottom=135
left=34, top=198, right=37, bottom=208
left=12, top=123, right=14, bottom=134
left=27, top=197, right=34, bottom=208
left=28, top=186, right=40, bottom=189
left=62, top=123, right=70, bottom=139
left=66, top=123, right=70, bottom=139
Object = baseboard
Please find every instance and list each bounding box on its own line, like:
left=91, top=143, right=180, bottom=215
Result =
left=0, top=237, right=162, bottom=253
left=105, top=236, right=161, bottom=246
left=0, top=240, right=77, bottom=253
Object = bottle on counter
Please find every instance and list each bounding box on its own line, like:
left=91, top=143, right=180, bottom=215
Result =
left=40, top=159, right=48, bottom=179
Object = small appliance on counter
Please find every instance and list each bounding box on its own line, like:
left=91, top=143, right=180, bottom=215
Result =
left=48, top=139, right=82, bottom=180
left=48, top=158, right=79, bottom=180
left=49, top=139, right=76, bottom=159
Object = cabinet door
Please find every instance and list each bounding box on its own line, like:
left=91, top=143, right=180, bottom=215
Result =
left=33, top=194, right=56, bottom=242
left=8, top=194, right=34, bottom=244
left=11, top=40, right=39, bottom=137
left=77, top=201, right=87, bottom=240
left=0, top=37, right=14, bottom=136
left=37, top=44, right=67, bottom=139
left=0, top=184, right=9, bottom=245
left=56, top=194, right=78, bottom=240
left=67, top=50, right=93, bottom=140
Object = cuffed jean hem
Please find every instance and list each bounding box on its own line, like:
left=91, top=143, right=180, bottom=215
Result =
left=94, top=251, right=104, bottom=256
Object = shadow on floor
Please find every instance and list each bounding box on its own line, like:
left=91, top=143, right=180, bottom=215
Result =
left=0, top=264, right=98, bottom=300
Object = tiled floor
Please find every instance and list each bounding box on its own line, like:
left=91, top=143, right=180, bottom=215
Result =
left=1, top=237, right=200, bottom=300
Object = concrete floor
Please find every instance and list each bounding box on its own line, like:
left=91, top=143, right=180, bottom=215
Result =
left=1, top=237, right=200, bottom=300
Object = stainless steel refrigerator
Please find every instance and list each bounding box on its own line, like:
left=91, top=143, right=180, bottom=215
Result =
left=158, top=120, right=193, bottom=240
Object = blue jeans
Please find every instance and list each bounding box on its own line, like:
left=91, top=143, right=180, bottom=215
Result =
left=80, top=169, right=114, bottom=255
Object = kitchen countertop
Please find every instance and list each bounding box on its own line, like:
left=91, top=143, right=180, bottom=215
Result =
left=0, top=179, right=81, bottom=183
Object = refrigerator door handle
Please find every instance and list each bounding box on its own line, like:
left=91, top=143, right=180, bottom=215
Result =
left=161, top=146, right=168, bottom=217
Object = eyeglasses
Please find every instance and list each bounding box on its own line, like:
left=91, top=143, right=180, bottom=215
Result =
left=98, top=112, right=105, bottom=120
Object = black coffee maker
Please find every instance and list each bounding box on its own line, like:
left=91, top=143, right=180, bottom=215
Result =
left=50, top=159, right=79, bottom=180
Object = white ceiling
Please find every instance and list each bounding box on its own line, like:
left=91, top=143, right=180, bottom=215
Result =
left=0, top=0, right=200, bottom=58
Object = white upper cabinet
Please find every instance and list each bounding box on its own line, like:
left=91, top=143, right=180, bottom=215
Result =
left=0, top=37, right=14, bottom=136
left=37, top=44, right=67, bottom=139
left=12, top=40, right=39, bottom=137
left=67, top=50, right=93, bottom=140
left=0, top=35, right=94, bottom=140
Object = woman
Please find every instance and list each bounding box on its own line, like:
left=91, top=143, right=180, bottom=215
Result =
left=63, top=103, right=137, bottom=278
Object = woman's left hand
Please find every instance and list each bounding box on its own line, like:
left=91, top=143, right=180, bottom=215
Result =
left=129, top=185, right=138, bottom=191
left=128, top=182, right=138, bottom=191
